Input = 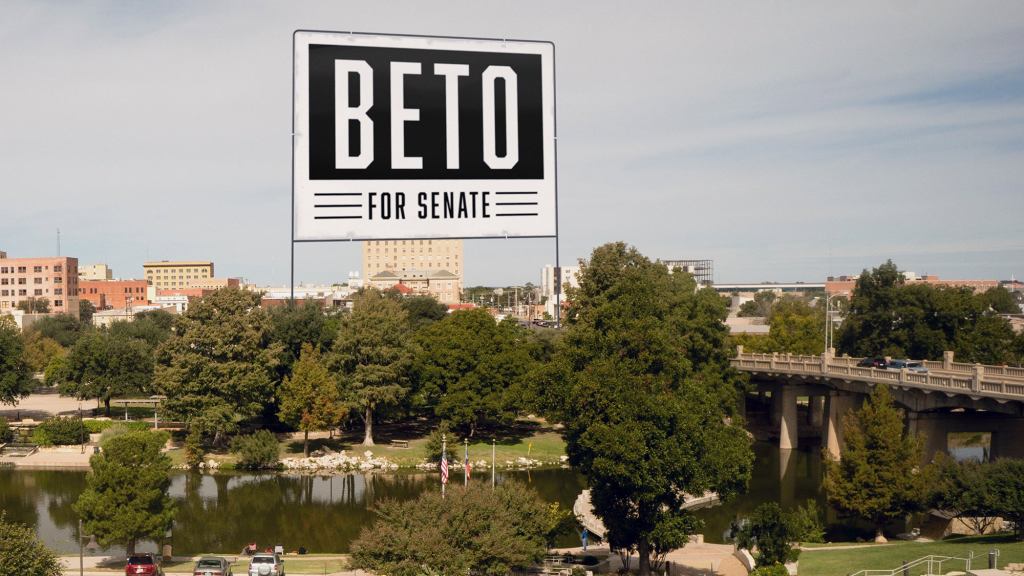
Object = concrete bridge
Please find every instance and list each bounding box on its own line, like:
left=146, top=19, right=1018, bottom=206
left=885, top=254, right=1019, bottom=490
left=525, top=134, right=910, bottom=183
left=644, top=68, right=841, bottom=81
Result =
left=732, top=348, right=1024, bottom=461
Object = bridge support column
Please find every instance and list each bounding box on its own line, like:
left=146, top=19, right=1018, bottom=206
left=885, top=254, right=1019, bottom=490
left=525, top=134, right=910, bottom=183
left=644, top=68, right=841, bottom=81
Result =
left=810, top=395, right=825, bottom=428
left=825, top=393, right=852, bottom=460
left=779, top=386, right=798, bottom=450
left=771, top=388, right=783, bottom=427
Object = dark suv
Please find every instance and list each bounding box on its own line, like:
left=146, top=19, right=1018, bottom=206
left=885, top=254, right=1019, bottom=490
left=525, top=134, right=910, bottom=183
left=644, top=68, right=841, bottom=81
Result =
left=125, top=554, right=164, bottom=576
left=856, top=357, right=887, bottom=369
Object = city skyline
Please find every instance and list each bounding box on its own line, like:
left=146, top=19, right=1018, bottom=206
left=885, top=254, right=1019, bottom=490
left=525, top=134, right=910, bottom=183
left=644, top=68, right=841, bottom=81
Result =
left=2, top=2, right=1022, bottom=286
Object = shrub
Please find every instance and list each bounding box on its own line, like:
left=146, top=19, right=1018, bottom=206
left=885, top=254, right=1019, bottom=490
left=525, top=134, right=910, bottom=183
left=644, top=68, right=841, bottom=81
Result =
left=736, top=503, right=800, bottom=567
left=0, top=512, right=63, bottom=576
left=423, top=421, right=457, bottom=463
left=788, top=499, right=825, bottom=543
left=750, top=565, right=789, bottom=576
left=230, top=430, right=280, bottom=470
left=31, top=416, right=85, bottom=446
left=84, top=419, right=151, bottom=434
left=99, top=423, right=161, bottom=447
left=0, top=418, right=12, bottom=444
left=184, top=429, right=205, bottom=470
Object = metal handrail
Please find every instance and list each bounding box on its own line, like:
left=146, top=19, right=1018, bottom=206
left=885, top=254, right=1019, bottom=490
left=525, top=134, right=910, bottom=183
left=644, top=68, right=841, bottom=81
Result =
left=848, top=553, right=971, bottom=576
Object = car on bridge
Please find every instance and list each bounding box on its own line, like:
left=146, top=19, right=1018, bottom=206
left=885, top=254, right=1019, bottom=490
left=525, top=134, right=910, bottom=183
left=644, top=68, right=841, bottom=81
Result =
left=856, top=356, right=887, bottom=369
left=887, top=359, right=928, bottom=373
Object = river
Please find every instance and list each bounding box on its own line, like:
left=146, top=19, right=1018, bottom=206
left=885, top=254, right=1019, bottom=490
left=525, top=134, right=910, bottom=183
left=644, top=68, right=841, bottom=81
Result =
left=0, top=441, right=868, bottom=555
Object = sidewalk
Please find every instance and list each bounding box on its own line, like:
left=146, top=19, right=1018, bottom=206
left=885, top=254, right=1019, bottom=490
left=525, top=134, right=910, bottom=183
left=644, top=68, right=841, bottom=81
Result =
left=0, top=446, right=93, bottom=468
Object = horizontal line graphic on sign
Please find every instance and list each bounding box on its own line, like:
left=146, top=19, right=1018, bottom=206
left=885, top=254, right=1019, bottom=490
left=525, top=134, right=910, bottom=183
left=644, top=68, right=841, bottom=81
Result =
left=314, top=204, right=362, bottom=208
left=314, top=216, right=363, bottom=219
left=314, top=192, right=364, bottom=197
left=496, top=213, right=539, bottom=217
left=495, top=191, right=538, bottom=195
left=496, top=202, right=538, bottom=206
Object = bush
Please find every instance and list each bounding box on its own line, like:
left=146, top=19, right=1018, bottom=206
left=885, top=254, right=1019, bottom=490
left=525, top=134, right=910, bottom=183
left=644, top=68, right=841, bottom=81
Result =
left=84, top=419, right=151, bottom=434
left=423, top=421, right=457, bottom=463
left=0, top=512, right=63, bottom=576
left=31, top=416, right=85, bottom=446
left=99, top=423, right=161, bottom=447
left=184, top=429, right=205, bottom=470
left=0, top=418, right=12, bottom=444
left=230, top=430, right=280, bottom=470
left=736, top=503, right=800, bottom=567
left=788, top=499, right=825, bottom=543
left=750, top=565, right=789, bottom=576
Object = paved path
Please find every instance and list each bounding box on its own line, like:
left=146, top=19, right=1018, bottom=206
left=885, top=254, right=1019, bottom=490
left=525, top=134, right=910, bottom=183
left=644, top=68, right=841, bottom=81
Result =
left=1, top=393, right=98, bottom=418
left=0, top=446, right=93, bottom=468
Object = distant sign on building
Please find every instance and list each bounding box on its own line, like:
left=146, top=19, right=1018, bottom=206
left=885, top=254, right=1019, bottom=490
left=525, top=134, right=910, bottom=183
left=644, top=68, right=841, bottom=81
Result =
left=292, top=31, right=557, bottom=241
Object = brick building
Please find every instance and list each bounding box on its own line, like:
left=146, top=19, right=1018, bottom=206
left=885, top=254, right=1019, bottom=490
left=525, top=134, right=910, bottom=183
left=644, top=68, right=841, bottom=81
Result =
left=0, top=253, right=80, bottom=318
left=78, top=279, right=150, bottom=310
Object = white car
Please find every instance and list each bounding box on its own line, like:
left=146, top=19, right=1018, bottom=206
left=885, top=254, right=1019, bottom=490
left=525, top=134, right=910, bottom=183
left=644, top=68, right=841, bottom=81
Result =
left=248, top=554, right=284, bottom=576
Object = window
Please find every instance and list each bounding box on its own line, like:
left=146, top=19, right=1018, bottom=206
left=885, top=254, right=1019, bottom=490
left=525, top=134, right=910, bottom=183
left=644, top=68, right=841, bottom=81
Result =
left=18, top=289, right=26, bottom=296
left=0, top=290, right=7, bottom=296
left=54, top=277, right=62, bottom=284
left=17, top=278, right=26, bottom=285
left=55, top=288, right=62, bottom=295
left=17, top=267, right=26, bottom=273
left=54, top=300, right=62, bottom=307
left=54, top=265, right=62, bottom=273
left=0, top=267, right=7, bottom=273
left=33, top=289, right=42, bottom=296
left=33, top=266, right=42, bottom=273
left=0, top=279, right=6, bottom=285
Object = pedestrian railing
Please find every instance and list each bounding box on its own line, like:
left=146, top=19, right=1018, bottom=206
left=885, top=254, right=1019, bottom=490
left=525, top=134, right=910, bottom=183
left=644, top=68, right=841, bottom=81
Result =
left=848, top=553, right=972, bottom=576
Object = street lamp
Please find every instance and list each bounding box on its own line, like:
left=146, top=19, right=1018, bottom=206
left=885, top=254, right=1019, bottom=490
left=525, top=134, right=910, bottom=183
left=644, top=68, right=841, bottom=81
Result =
left=78, top=518, right=98, bottom=576
left=79, top=402, right=84, bottom=454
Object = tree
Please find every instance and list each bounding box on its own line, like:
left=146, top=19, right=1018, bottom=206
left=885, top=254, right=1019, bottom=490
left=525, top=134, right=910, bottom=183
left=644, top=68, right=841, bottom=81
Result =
left=0, top=512, right=63, bottom=576
left=59, top=331, right=153, bottom=416
left=29, top=314, right=86, bottom=348
left=979, top=286, right=1022, bottom=314
left=401, top=295, right=449, bottom=331
left=109, top=309, right=175, bottom=349
left=17, top=297, right=50, bottom=314
left=927, top=453, right=999, bottom=535
left=415, top=310, right=534, bottom=436
left=79, top=299, right=96, bottom=324
left=230, top=430, right=281, bottom=470
left=0, top=315, right=34, bottom=405
left=154, top=288, right=281, bottom=444
left=74, top=431, right=175, bottom=555
left=544, top=243, right=753, bottom=576
left=20, top=331, right=66, bottom=374
left=738, top=291, right=776, bottom=317
left=824, top=385, right=925, bottom=542
left=350, top=482, right=548, bottom=576
left=986, top=458, right=1024, bottom=540
left=331, top=289, right=413, bottom=445
left=735, top=503, right=799, bottom=568
left=268, top=299, right=335, bottom=377
left=765, top=298, right=824, bottom=355
left=278, top=344, right=345, bottom=456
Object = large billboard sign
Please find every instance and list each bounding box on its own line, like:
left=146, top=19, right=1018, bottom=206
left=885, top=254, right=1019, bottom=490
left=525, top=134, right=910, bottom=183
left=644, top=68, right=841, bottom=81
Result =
left=293, top=31, right=556, bottom=241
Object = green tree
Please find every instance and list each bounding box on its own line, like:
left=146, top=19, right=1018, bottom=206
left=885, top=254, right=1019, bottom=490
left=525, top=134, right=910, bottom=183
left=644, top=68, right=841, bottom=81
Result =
left=825, top=385, right=925, bottom=542
left=738, top=291, right=777, bottom=317
left=332, top=289, right=413, bottom=445
left=415, top=309, right=534, bottom=436
left=59, top=330, right=153, bottom=416
left=351, top=482, right=548, bottom=576
left=765, top=298, right=824, bottom=355
left=268, top=299, right=335, bottom=376
left=736, top=502, right=799, bottom=568
left=401, top=295, right=449, bottom=331
left=20, top=331, right=66, bottom=374
left=79, top=299, right=96, bottom=324
left=986, top=458, right=1024, bottom=540
left=979, top=286, right=1022, bottom=314
left=154, top=288, right=282, bottom=444
left=927, top=453, right=999, bottom=535
left=109, top=309, right=175, bottom=349
left=29, top=314, right=86, bottom=348
left=0, top=512, right=63, bottom=576
left=544, top=243, right=753, bottom=576
left=0, top=315, right=34, bottom=405
left=230, top=430, right=280, bottom=470
left=74, top=431, right=175, bottom=555
left=278, top=344, right=346, bottom=456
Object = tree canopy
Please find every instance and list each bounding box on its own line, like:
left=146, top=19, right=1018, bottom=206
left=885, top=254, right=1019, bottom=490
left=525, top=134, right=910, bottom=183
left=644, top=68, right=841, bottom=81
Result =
left=351, top=482, right=548, bottom=576
left=414, top=309, right=534, bottom=436
left=74, top=431, right=175, bottom=555
left=825, top=385, right=925, bottom=541
left=543, top=242, right=753, bottom=575
left=400, top=295, right=450, bottom=331
left=332, top=289, right=414, bottom=445
left=0, top=512, right=63, bottom=576
left=154, top=288, right=281, bottom=443
left=0, top=315, right=34, bottom=405
left=268, top=299, right=336, bottom=375
left=837, top=261, right=1019, bottom=364
left=28, top=313, right=86, bottom=348
left=57, top=330, right=153, bottom=415
left=278, top=343, right=345, bottom=456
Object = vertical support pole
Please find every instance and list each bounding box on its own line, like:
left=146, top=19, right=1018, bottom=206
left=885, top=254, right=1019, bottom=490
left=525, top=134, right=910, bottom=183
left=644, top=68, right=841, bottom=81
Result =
left=779, top=386, right=798, bottom=450
left=491, top=438, right=496, bottom=489
left=825, top=392, right=846, bottom=460
left=79, top=518, right=84, bottom=576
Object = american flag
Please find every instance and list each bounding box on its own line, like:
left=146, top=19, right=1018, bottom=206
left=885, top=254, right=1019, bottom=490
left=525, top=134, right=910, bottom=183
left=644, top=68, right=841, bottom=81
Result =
left=440, top=452, right=449, bottom=485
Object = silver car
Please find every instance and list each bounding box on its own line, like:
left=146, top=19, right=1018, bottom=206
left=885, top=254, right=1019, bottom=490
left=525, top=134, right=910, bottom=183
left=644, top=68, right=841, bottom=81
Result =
left=193, top=556, right=232, bottom=576
left=248, top=554, right=284, bottom=576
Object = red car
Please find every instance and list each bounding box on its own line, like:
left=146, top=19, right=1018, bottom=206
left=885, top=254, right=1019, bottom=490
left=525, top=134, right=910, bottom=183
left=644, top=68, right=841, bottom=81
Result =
left=125, top=554, right=164, bottom=576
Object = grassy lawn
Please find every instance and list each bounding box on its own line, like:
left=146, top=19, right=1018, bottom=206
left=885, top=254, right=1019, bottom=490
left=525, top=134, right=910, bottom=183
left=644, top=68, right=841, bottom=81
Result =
left=164, top=418, right=568, bottom=470
left=798, top=534, right=1024, bottom=575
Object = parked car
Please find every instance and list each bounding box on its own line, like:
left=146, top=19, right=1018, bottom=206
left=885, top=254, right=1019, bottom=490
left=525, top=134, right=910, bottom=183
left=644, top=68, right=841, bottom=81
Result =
left=856, top=356, right=887, bottom=369
left=888, top=359, right=928, bottom=373
left=248, top=554, right=285, bottom=576
left=125, top=554, right=163, bottom=576
left=193, top=556, right=233, bottom=576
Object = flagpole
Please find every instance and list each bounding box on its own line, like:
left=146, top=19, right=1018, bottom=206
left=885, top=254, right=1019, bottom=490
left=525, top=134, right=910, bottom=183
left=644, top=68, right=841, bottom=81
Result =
left=464, top=438, right=469, bottom=486
left=441, top=433, right=447, bottom=500
left=491, top=438, right=496, bottom=489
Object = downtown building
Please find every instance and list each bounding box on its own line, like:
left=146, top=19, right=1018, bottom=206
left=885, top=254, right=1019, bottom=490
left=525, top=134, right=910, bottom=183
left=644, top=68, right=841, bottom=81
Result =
left=361, top=240, right=463, bottom=304
left=0, top=250, right=80, bottom=318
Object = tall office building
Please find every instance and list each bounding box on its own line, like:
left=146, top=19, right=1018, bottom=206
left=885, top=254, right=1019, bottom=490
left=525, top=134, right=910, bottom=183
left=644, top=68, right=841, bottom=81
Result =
left=79, top=263, right=113, bottom=281
left=143, top=260, right=214, bottom=291
left=662, top=259, right=714, bottom=287
left=0, top=253, right=80, bottom=318
left=361, top=240, right=463, bottom=304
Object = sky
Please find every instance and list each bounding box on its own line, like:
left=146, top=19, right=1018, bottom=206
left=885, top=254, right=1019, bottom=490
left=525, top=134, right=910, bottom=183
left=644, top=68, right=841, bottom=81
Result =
left=1, top=1, right=1022, bottom=286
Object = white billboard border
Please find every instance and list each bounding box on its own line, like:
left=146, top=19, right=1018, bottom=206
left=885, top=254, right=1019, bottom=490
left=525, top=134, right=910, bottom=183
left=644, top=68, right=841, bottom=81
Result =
left=289, top=30, right=562, bottom=319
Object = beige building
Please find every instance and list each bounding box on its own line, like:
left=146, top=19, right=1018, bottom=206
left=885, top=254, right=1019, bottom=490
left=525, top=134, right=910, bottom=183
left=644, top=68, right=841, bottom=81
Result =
left=362, top=240, right=463, bottom=304
left=0, top=253, right=80, bottom=318
left=143, top=260, right=214, bottom=291
left=79, top=263, right=113, bottom=281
